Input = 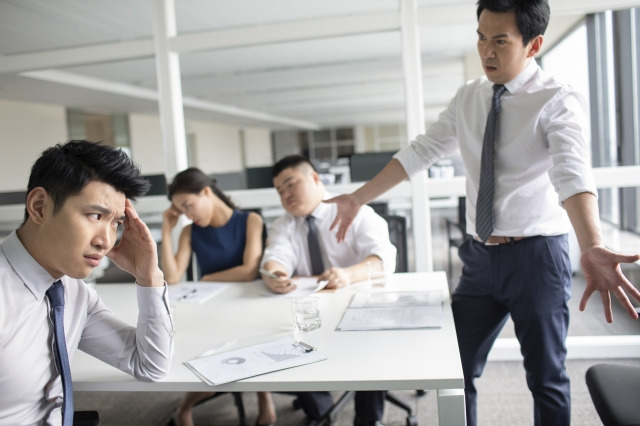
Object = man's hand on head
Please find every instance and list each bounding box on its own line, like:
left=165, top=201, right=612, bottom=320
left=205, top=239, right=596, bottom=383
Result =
left=106, top=199, right=164, bottom=287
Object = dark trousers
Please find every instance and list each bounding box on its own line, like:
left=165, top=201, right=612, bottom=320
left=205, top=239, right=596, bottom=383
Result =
left=451, top=235, right=572, bottom=426
left=296, top=391, right=386, bottom=421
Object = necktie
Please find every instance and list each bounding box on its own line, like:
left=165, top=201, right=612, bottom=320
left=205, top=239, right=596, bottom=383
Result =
left=46, top=280, right=74, bottom=426
left=306, top=216, right=324, bottom=275
left=476, top=84, right=507, bottom=243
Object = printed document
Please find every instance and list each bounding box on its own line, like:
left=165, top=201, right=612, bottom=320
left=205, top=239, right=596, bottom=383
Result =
left=185, top=336, right=327, bottom=386
left=336, top=291, right=443, bottom=330
left=168, top=282, right=230, bottom=304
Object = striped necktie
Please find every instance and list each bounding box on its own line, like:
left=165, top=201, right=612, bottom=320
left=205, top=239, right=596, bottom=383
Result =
left=476, top=84, right=507, bottom=242
left=46, top=280, right=74, bottom=426
left=306, top=215, right=324, bottom=275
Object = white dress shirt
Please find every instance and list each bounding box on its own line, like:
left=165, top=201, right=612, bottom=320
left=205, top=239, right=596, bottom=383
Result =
left=0, top=231, right=174, bottom=426
left=262, top=194, right=397, bottom=276
left=395, top=60, right=597, bottom=237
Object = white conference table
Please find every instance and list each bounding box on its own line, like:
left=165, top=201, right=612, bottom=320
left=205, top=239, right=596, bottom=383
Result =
left=72, top=271, right=466, bottom=425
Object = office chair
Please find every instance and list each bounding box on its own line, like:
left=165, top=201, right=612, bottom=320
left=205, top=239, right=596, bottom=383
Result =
left=368, top=202, right=389, bottom=217
left=444, top=197, right=469, bottom=281
left=382, top=214, right=408, bottom=273
left=73, top=410, right=99, bottom=426
left=585, top=363, right=640, bottom=426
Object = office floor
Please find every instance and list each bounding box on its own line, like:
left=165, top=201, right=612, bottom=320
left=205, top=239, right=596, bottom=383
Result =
left=76, top=358, right=640, bottom=426
left=75, top=207, right=640, bottom=425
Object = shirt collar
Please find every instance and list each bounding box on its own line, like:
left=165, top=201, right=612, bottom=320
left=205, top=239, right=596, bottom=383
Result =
left=296, top=192, right=333, bottom=225
left=503, top=58, right=539, bottom=95
left=310, top=192, right=333, bottom=222
left=2, top=230, right=58, bottom=301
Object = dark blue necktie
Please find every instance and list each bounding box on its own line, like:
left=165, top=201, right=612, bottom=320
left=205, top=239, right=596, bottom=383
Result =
left=46, top=280, right=74, bottom=426
left=306, top=216, right=324, bottom=275
left=476, top=84, right=507, bottom=242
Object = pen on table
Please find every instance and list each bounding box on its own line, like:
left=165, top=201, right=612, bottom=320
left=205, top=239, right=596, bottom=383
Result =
left=259, top=268, right=293, bottom=288
left=292, top=341, right=316, bottom=353
left=259, top=268, right=286, bottom=280
left=180, top=289, right=197, bottom=300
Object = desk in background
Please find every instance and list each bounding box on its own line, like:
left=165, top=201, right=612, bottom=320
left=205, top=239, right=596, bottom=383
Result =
left=72, top=272, right=466, bottom=425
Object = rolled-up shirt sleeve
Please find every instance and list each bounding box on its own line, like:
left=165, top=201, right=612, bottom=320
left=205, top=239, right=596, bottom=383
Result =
left=544, top=89, right=598, bottom=203
left=261, top=216, right=298, bottom=274
left=350, top=206, right=397, bottom=275
left=78, top=283, right=173, bottom=382
left=394, top=87, right=461, bottom=177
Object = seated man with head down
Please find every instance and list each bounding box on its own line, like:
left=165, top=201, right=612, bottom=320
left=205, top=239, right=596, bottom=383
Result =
left=260, top=154, right=396, bottom=426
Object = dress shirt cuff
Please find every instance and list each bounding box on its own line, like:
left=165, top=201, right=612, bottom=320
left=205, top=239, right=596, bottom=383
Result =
left=136, top=281, right=171, bottom=317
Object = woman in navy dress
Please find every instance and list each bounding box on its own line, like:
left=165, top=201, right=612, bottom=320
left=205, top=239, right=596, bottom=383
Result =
left=161, top=168, right=275, bottom=426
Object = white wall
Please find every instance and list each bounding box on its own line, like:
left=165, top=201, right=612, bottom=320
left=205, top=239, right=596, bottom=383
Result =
left=243, top=127, right=272, bottom=167
left=129, top=113, right=165, bottom=175
left=187, top=120, right=243, bottom=173
left=0, top=99, right=67, bottom=191
left=0, top=99, right=273, bottom=192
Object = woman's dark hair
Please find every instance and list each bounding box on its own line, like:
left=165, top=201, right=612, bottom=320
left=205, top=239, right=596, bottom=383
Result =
left=23, top=140, right=149, bottom=222
left=476, top=0, right=550, bottom=45
left=167, top=167, right=237, bottom=210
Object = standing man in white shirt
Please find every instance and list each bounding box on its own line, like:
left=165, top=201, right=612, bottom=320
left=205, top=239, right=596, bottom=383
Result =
left=260, top=155, right=396, bottom=426
left=0, top=140, right=173, bottom=425
left=327, top=1, right=640, bottom=426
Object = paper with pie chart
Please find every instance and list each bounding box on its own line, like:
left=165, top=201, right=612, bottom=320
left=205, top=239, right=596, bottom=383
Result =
left=184, top=336, right=327, bottom=386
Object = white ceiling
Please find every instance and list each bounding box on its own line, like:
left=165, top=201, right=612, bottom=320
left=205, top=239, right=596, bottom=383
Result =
left=0, top=0, right=639, bottom=130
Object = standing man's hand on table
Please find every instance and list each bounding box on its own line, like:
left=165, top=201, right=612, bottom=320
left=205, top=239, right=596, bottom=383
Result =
left=579, top=246, right=640, bottom=323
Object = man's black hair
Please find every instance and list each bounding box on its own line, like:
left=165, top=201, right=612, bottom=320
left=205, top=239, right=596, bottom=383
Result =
left=477, top=0, right=550, bottom=45
left=23, top=140, right=150, bottom=222
left=271, top=154, right=317, bottom=179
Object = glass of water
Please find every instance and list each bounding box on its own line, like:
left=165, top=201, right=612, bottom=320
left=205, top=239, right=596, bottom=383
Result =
left=292, top=296, right=321, bottom=334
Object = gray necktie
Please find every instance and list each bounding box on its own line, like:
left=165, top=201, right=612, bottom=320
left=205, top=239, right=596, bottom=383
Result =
left=476, top=84, right=507, bottom=243
left=306, top=216, right=324, bottom=275
left=46, top=280, right=74, bottom=426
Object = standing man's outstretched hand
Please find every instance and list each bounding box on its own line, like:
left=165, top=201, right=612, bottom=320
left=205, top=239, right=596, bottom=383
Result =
left=324, top=194, right=363, bottom=243
left=579, top=245, right=640, bottom=323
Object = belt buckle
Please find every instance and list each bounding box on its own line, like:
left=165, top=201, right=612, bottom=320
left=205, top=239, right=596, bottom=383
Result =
left=475, top=236, right=499, bottom=246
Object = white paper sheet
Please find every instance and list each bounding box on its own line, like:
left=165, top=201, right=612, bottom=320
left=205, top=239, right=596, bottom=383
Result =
left=168, top=282, right=230, bottom=304
left=184, top=336, right=327, bottom=386
left=336, top=290, right=443, bottom=330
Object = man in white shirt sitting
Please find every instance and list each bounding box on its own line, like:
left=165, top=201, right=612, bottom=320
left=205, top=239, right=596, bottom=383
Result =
left=260, top=154, right=396, bottom=426
left=0, top=140, right=173, bottom=425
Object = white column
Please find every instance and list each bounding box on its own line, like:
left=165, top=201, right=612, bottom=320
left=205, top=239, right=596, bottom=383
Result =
left=400, top=0, right=433, bottom=272
left=152, top=0, right=188, bottom=180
